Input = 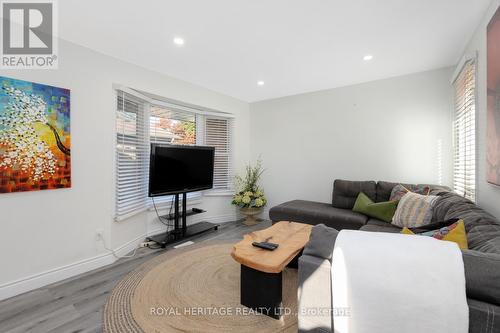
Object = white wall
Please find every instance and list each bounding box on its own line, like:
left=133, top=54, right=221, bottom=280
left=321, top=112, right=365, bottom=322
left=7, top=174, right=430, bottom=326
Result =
left=4, top=4, right=498, bottom=300
left=250, top=68, right=454, bottom=209
left=461, top=0, right=500, bottom=220
left=0, top=39, right=250, bottom=300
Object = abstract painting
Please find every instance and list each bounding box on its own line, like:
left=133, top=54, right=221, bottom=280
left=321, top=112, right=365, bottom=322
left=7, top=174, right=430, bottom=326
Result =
left=487, top=7, right=500, bottom=186
left=0, top=77, right=70, bottom=193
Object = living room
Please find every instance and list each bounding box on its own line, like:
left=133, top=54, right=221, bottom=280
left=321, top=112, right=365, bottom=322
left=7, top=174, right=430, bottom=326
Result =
left=0, top=0, right=499, bottom=332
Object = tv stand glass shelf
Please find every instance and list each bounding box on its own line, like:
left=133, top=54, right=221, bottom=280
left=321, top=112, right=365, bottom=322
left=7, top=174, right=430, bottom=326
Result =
left=161, top=208, right=206, bottom=221
left=147, top=192, right=218, bottom=248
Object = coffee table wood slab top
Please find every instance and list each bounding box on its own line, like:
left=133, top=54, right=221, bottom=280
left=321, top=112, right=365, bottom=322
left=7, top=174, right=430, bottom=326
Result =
left=231, top=221, right=312, bottom=274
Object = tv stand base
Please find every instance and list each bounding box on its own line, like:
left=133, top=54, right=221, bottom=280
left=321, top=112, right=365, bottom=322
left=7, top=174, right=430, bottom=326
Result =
left=147, top=221, right=219, bottom=248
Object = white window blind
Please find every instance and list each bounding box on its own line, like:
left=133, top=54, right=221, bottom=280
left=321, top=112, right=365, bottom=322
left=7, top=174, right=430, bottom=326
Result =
left=453, top=59, right=476, bottom=201
left=205, top=117, right=233, bottom=191
left=149, top=105, right=201, bottom=203
left=150, top=105, right=197, bottom=145
left=115, top=91, right=149, bottom=219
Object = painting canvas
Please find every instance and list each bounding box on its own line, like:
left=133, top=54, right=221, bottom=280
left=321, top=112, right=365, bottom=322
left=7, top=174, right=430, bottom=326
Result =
left=0, top=77, right=70, bottom=193
left=487, top=7, right=500, bottom=186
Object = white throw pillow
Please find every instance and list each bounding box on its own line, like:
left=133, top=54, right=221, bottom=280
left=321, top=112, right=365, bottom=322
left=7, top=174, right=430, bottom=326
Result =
left=392, top=192, right=438, bottom=228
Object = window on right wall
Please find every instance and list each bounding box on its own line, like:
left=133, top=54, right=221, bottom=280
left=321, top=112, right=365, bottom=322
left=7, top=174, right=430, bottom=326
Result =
left=453, top=59, right=476, bottom=202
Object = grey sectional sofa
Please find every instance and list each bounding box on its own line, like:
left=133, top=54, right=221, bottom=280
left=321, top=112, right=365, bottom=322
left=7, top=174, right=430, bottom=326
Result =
left=269, top=179, right=450, bottom=231
left=269, top=180, right=500, bottom=333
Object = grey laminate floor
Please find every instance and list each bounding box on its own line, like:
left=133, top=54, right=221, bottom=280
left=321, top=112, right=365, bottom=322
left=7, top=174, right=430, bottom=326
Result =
left=0, top=220, right=271, bottom=333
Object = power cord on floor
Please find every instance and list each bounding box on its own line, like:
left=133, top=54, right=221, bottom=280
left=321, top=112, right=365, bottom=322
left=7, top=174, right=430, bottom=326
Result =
left=96, top=198, right=174, bottom=258
left=146, top=243, right=164, bottom=250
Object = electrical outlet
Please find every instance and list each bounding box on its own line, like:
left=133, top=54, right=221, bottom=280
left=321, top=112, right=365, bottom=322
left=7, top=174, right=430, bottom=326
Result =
left=140, top=241, right=155, bottom=248
left=96, top=228, right=104, bottom=240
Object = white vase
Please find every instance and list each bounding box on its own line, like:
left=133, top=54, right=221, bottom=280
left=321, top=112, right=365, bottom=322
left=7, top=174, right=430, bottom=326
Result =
left=240, top=207, right=263, bottom=226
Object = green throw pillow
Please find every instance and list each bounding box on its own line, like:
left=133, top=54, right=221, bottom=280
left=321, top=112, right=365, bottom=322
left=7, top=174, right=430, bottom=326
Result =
left=352, top=192, right=399, bottom=222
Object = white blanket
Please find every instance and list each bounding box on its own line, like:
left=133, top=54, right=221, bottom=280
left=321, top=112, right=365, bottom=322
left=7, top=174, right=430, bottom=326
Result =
left=331, top=230, right=468, bottom=333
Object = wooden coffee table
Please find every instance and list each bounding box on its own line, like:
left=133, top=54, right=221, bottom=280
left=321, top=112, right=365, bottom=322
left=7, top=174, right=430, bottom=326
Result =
left=231, top=221, right=312, bottom=319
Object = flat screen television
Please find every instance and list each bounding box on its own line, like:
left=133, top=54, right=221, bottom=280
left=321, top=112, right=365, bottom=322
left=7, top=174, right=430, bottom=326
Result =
left=149, top=144, right=215, bottom=197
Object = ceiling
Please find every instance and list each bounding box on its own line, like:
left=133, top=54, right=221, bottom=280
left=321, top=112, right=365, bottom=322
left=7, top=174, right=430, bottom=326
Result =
left=59, top=0, right=491, bottom=102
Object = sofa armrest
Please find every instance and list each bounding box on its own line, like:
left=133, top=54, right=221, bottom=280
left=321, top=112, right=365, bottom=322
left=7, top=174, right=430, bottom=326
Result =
left=298, top=254, right=333, bottom=333
left=303, top=224, right=339, bottom=261
left=468, top=298, right=500, bottom=333
left=463, top=250, right=500, bottom=306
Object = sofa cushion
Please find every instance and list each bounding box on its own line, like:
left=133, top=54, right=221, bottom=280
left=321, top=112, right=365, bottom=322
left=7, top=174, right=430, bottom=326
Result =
left=392, top=192, right=439, bottom=228
left=467, top=298, right=500, bottom=333
left=376, top=181, right=408, bottom=202
left=303, top=223, right=500, bottom=309
left=463, top=250, right=500, bottom=306
left=360, top=218, right=402, bottom=233
left=269, top=199, right=368, bottom=230
left=376, top=181, right=450, bottom=203
left=352, top=192, right=399, bottom=222
left=432, top=191, right=500, bottom=254
left=390, top=184, right=431, bottom=201
left=401, top=220, right=469, bottom=250
left=303, top=224, right=339, bottom=260
left=410, top=218, right=460, bottom=233
left=332, top=179, right=376, bottom=209
left=422, top=184, right=452, bottom=195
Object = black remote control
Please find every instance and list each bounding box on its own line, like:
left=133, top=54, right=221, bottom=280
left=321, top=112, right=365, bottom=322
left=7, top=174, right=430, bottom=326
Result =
left=252, top=242, right=279, bottom=250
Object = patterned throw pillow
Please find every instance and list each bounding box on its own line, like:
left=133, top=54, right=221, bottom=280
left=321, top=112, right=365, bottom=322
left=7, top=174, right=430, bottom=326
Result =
left=392, top=192, right=438, bottom=228
left=390, top=184, right=431, bottom=201
left=401, top=220, right=468, bottom=250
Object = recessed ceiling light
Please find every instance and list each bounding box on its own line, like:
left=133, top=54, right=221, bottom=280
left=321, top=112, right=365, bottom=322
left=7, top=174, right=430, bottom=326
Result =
left=257, top=81, right=265, bottom=86
left=173, top=37, right=185, bottom=46
left=363, top=55, right=373, bottom=61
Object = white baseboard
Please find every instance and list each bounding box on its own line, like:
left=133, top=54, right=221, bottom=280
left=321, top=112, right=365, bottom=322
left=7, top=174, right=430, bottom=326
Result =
left=0, top=232, right=149, bottom=301
left=0, top=251, right=114, bottom=302
left=0, top=213, right=240, bottom=302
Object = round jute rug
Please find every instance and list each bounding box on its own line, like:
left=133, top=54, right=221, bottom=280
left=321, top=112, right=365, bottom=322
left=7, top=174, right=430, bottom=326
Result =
left=103, top=241, right=298, bottom=333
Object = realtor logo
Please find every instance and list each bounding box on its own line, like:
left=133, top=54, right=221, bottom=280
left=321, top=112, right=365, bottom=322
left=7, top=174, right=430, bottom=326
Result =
left=1, top=0, right=58, bottom=68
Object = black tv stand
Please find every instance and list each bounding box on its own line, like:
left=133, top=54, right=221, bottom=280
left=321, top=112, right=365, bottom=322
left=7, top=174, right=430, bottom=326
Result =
left=147, top=192, right=219, bottom=248
left=160, top=207, right=206, bottom=221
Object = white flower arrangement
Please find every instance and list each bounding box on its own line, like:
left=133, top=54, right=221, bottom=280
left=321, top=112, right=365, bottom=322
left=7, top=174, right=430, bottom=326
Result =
left=231, top=160, right=267, bottom=209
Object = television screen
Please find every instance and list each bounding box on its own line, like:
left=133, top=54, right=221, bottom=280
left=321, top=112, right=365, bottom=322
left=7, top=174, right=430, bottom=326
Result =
left=149, top=144, right=215, bottom=196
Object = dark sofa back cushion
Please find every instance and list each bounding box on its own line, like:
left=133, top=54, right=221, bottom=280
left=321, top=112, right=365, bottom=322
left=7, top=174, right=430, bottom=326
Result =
left=375, top=181, right=399, bottom=202
left=433, top=191, right=500, bottom=254
left=332, top=179, right=376, bottom=209
left=376, top=181, right=451, bottom=202
left=375, top=181, right=417, bottom=202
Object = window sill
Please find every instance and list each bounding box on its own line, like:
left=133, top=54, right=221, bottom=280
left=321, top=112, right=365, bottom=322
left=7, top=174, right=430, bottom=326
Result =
left=204, top=190, right=234, bottom=197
